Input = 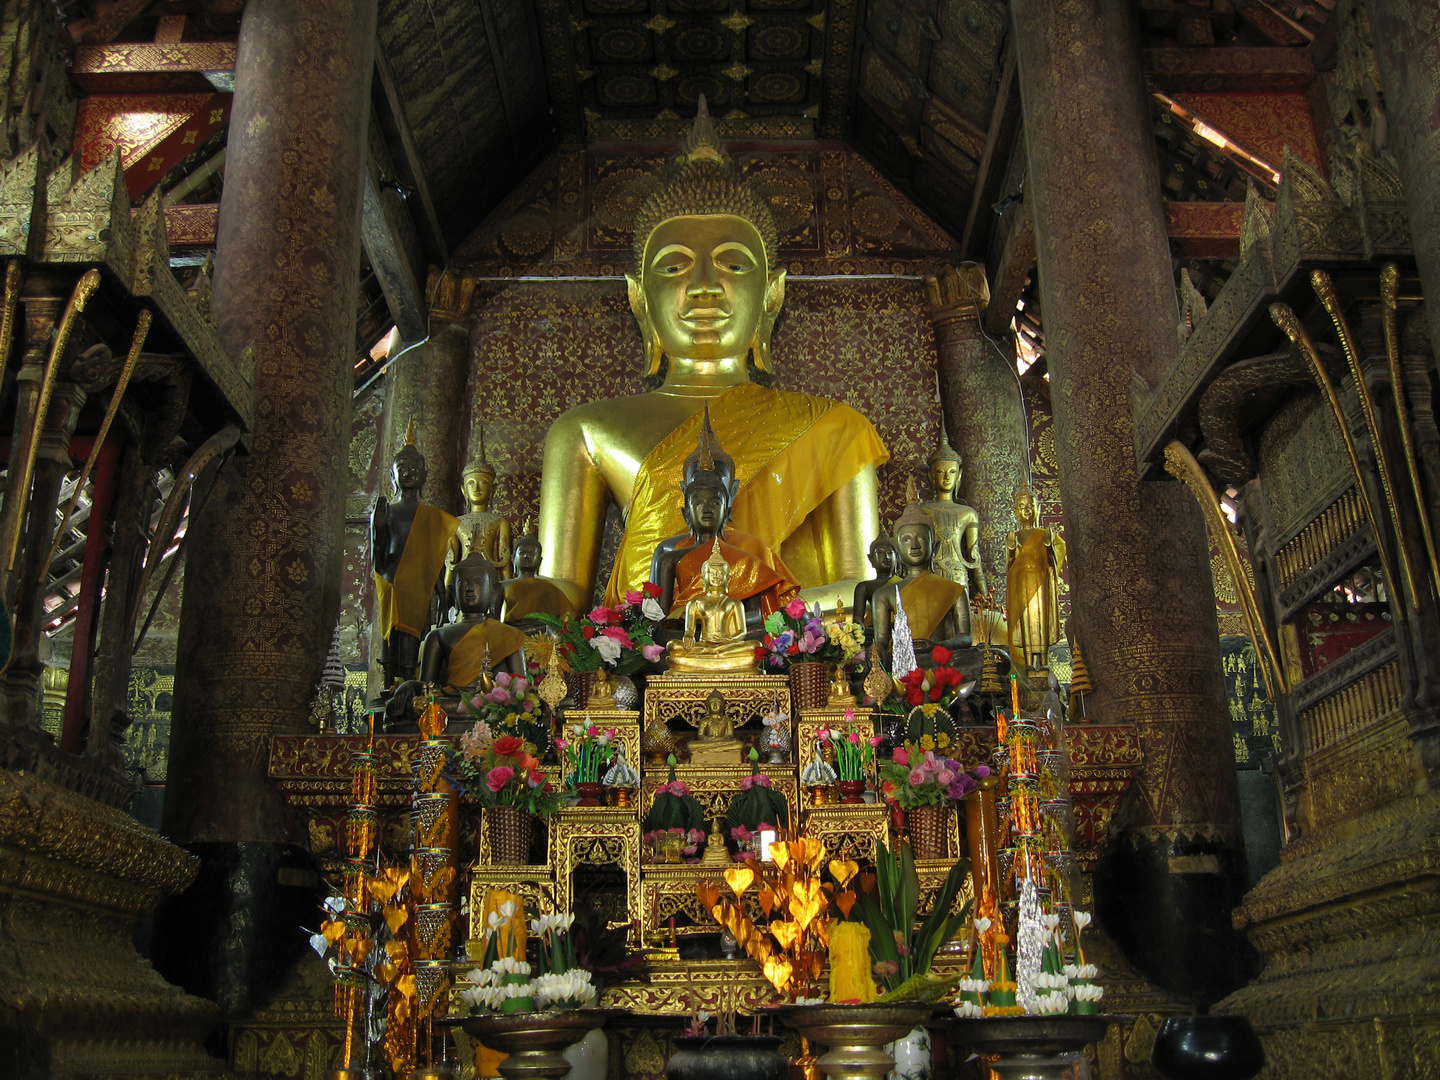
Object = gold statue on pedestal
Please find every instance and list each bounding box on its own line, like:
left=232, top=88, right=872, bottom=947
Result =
left=665, top=541, right=758, bottom=675
left=537, top=96, right=889, bottom=605
left=919, top=436, right=985, bottom=596
left=689, top=687, right=743, bottom=765
left=1006, top=482, right=1065, bottom=675
left=450, top=432, right=511, bottom=572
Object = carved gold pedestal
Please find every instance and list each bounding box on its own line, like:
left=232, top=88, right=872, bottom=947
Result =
left=804, top=802, right=890, bottom=861
left=549, top=806, right=642, bottom=932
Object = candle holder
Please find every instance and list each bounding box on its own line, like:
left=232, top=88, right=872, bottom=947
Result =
left=768, top=1002, right=936, bottom=1080
left=948, top=1015, right=1122, bottom=1080
left=456, top=1009, right=623, bottom=1080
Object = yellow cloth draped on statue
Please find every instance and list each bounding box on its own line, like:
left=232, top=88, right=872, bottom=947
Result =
left=446, top=622, right=528, bottom=689
left=899, top=571, right=966, bottom=641
left=374, top=504, right=459, bottom=639
left=503, top=577, right=578, bottom=622
left=605, top=382, right=889, bottom=604
left=671, top=533, right=800, bottom=618
left=1007, top=531, right=1064, bottom=658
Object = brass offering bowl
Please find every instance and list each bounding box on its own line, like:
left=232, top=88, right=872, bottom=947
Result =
left=457, top=1008, right=624, bottom=1080
left=768, top=1002, right=936, bottom=1080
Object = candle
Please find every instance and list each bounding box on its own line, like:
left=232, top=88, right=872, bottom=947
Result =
left=1010, top=672, right=1020, bottom=717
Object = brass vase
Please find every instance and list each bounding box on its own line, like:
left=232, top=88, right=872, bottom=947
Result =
left=789, top=660, right=829, bottom=711
left=458, top=1010, right=623, bottom=1079
left=947, top=1015, right=1118, bottom=1080
left=770, top=1002, right=936, bottom=1080
left=485, top=804, right=533, bottom=864
left=907, top=803, right=947, bottom=860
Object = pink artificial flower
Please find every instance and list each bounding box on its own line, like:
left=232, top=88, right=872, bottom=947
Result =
left=843, top=708, right=855, bottom=722
left=489, top=687, right=513, bottom=706
left=817, top=727, right=831, bottom=742
left=528, top=770, right=546, bottom=788
left=908, top=769, right=926, bottom=787
left=848, top=732, right=861, bottom=744
left=586, top=725, right=599, bottom=737
left=625, top=589, right=645, bottom=605
left=868, top=736, right=882, bottom=748
left=784, top=597, right=808, bottom=619
left=600, top=625, right=632, bottom=648
left=641, top=643, right=665, bottom=662
left=936, top=769, right=957, bottom=787
left=511, top=677, right=528, bottom=695
left=589, top=606, right=615, bottom=625
left=486, top=765, right=515, bottom=793
left=495, top=671, right=512, bottom=687
left=892, top=746, right=910, bottom=766
left=554, top=737, right=569, bottom=750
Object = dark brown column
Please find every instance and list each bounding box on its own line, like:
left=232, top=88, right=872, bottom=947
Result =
left=1011, top=0, right=1253, bottom=1005
left=158, top=0, right=378, bottom=1018
left=925, top=262, right=1028, bottom=602
left=378, top=268, right=475, bottom=516
left=1367, top=0, right=1440, bottom=360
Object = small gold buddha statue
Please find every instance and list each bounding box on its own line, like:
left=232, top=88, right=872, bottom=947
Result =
left=665, top=540, right=759, bottom=675
left=1006, top=482, right=1066, bottom=676
left=450, top=428, right=511, bottom=574
left=919, top=436, right=985, bottom=596
left=689, top=688, right=743, bottom=765
left=503, top=520, right=582, bottom=629
left=537, top=96, right=889, bottom=606
left=372, top=422, right=459, bottom=689
left=873, top=501, right=972, bottom=670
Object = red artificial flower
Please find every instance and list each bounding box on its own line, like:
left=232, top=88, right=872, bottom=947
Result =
left=643, top=581, right=663, bottom=599
left=625, top=590, right=645, bottom=606
left=486, top=765, right=515, bottom=793
left=589, top=606, right=615, bottom=625
left=600, top=626, right=632, bottom=647
left=492, top=735, right=524, bottom=757
left=528, top=770, right=546, bottom=788
left=906, top=688, right=924, bottom=707
left=929, top=684, right=944, bottom=703
left=581, top=625, right=597, bottom=640
left=931, top=646, right=953, bottom=665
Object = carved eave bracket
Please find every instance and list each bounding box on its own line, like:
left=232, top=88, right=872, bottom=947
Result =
left=0, top=149, right=256, bottom=438
left=1132, top=147, right=1413, bottom=479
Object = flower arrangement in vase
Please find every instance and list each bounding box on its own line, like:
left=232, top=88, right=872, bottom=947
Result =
left=458, top=671, right=550, bottom=755
left=726, top=749, right=789, bottom=859
left=555, top=718, right=618, bottom=805
left=535, top=585, right=667, bottom=676
left=816, top=709, right=882, bottom=802
left=756, top=597, right=827, bottom=672
left=450, top=727, right=563, bottom=817
left=642, top=755, right=706, bottom=862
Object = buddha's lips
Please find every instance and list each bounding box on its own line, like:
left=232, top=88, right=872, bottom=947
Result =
left=682, top=307, right=730, bottom=325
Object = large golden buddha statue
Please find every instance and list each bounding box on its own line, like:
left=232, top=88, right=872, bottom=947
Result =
left=538, top=97, right=888, bottom=604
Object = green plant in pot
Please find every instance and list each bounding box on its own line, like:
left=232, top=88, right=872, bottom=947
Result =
left=726, top=749, right=789, bottom=858
left=643, top=754, right=706, bottom=861
left=857, top=838, right=971, bottom=999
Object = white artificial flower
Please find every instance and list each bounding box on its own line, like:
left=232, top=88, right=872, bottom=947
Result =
left=1072, top=911, right=1092, bottom=931
left=953, top=1001, right=985, bottom=1018
left=532, top=969, right=597, bottom=1009
left=1033, top=992, right=1070, bottom=1015
left=498, top=900, right=518, bottom=919
left=957, top=978, right=989, bottom=993
left=1063, top=963, right=1098, bottom=980
left=593, top=635, right=622, bottom=664
left=491, top=957, right=531, bottom=976
left=642, top=597, right=665, bottom=621
left=1071, top=983, right=1105, bottom=1002
left=974, top=917, right=992, bottom=934
left=466, top=968, right=498, bottom=987
left=1042, top=913, right=1061, bottom=930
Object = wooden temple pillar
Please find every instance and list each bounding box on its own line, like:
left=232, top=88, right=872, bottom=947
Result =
left=1010, top=0, right=1253, bottom=1006
left=158, top=0, right=380, bottom=1020
left=377, top=268, right=476, bottom=518
left=924, top=262, right=1028, bottom=602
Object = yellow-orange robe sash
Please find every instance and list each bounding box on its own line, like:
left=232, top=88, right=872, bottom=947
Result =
left=374, top=503, right=459, bottom=640
left=503, top=576, right=579, bottom=622
left=446, top=621, right=529, bottom=689
left=899, top=571, right=966, bottom=641
left=605, top=382, right=889, bottom=603
left=670, top=532, right=800, bottom=618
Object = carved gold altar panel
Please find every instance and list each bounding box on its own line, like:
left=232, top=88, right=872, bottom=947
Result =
left=549, top=806, right=643, bottom=931
left=640, top=864, right=764, bottom=937
left=915, top=858, right=976, bottom=919
left=643, top=673, right=792, bottom=737
left=601, top=959, right=779, bottom=1015
left=804, top=802, right=890, bottom=861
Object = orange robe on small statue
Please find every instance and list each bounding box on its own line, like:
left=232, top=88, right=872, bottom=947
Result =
left=669, top=531, right=800, bottom=619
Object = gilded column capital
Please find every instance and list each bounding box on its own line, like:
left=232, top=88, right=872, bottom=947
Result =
left=924, top=262, right=990, bottom=325
left=427, top=266, right=480, bottom=328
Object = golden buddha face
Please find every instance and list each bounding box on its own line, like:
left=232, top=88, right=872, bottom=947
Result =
left=462, top=470, right=494, bottom=510
left=895, top=523, right=933, bottom=568
left=930, top=459, right=960, bottom=498
left=1015, top=492, right=1036, bottom=527
left=702, top=558, right=731, bottom=592
left=628, top=214, right=785, bottom=366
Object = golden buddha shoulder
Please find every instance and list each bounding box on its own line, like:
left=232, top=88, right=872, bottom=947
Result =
left=538, top=97, right=888, bottom=604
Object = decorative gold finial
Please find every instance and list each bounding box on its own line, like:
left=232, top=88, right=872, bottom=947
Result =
left=683, top=94, right=726, bottom=165
left=405, top=419, right=417, bottom=446
left=463, top=419, right=495, bottom=480
left=523, top=517, right=536, bottom=538
left=904, top=473, right=920, bottom=506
